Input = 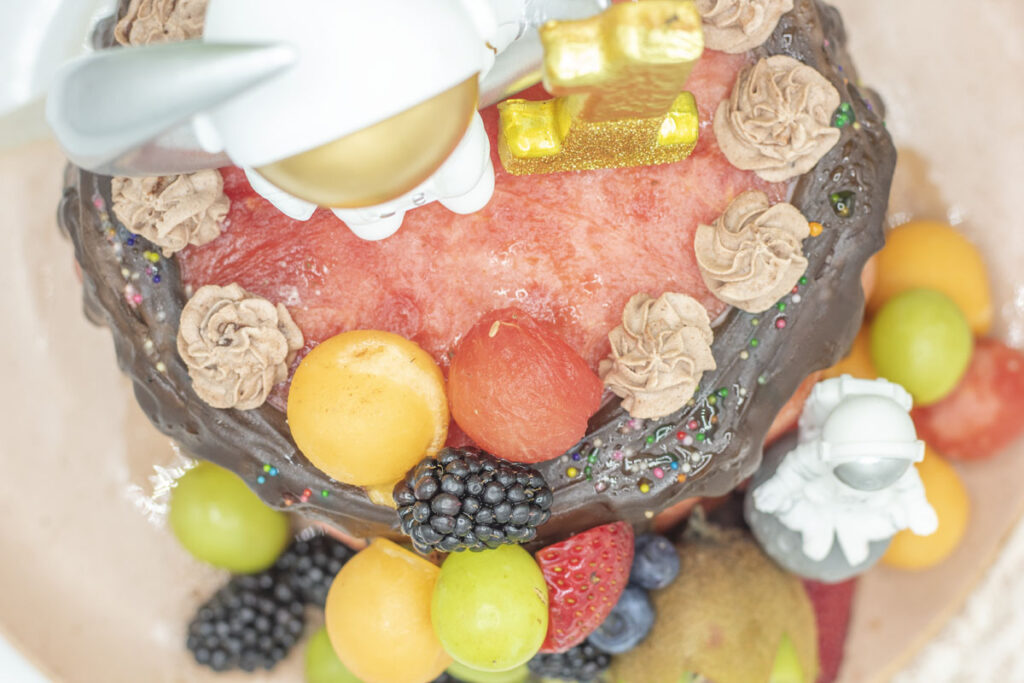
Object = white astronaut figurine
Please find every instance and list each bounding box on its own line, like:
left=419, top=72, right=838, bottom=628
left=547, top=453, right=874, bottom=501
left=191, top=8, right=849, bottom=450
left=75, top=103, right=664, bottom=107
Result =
left=46, top=0, right=610, bottom=240
left=745, top=375, right=939, bottom=583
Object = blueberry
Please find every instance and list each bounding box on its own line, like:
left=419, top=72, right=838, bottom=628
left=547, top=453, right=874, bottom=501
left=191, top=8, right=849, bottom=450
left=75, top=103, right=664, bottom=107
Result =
left=630, top=534, right=680, bottom=590
left=587, top=586, right=655, bottom=654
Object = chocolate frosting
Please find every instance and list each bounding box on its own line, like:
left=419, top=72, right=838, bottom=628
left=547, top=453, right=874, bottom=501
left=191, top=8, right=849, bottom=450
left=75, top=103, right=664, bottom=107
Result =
left=600, top=293, right=717, bottom=420
left=695, top=191, right=810, bottom=313
left=60, top=0, right=895, bottom=545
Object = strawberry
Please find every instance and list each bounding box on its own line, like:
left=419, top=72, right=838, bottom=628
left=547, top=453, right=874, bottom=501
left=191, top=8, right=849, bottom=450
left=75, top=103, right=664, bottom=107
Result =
left=912, top=338, right=1024, bottom=461
left=803, top=579, right=857, bottom=683
left=535, top=521, right=634, bottom=653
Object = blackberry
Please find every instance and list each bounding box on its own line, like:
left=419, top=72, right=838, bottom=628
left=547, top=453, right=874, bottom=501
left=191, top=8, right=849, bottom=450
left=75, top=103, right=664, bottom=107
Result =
left=528, top=642, right=612, bottom=682
left=393, top=447, right=553, bottom=554
left=186, top=570, right=306, bottom=672
left=274, top=532, right=355, bottom=606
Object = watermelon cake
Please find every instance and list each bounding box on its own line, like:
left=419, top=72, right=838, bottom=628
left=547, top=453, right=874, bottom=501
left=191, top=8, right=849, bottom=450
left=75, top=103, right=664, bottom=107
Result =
left=57, top=0, right=905, bottom=679
left=62, top=0, right=894, bottom=542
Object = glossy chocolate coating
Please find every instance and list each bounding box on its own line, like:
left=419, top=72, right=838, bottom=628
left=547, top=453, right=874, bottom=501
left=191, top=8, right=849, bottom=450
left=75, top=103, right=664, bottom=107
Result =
left=59, top=0, right=895, bottom=545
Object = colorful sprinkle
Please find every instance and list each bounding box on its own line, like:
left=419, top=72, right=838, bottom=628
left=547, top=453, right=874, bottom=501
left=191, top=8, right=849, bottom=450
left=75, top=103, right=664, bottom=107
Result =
left=677, top=474, right=687, bottom=483
left=572, top=452, right=582, bottom=461
left=718, top=388, right=729, bottom=398
left=321, top=490, right=329, bottom=498
left=739, top=351, right=750, bottom=360
left=613, top=450, right=624, bottom=461
left=269, top=467, right=279, bottom=477
left=758, top=375, right=768, bottom=385
left=645, top=435, right=655, bottom=445
left=594, top=481, right=609, bottom=493
left=300, top=488, right=312, bottom=503
left=584, top=466, right=592, bottom=479
left=155, top=361, right=167, bottom=373
left=707, top=396, right=717, bottom=406
left=809, top=221, right=824, bottom=237
left=638, top=480, right=651, bottom=494
left=687, top=420, right=699, bottom=430
left=653, top=467, right=665, bottom=479
left=263, top=464, right=271, bottom=473
left=776, top=318, right=788, bottom=329
left=831, top=102, right=855, bottom=128
left=676, top=430, right=687, bottom=440
left=683, top=435, right=694, bottom=446
left=777, top=302, right=787, bottom=312
left=670, top=461, right=679, bottom=470
left=799, top=276, right=808, bottom=286
left=696, top=433, right=706, bottom=442
left=793, top=294, right=802, bottom=304
left=567, top=466, right=579, bottom=478
left=751, top=318, right=760, bottom=327
left=257, top=476, right=266, bottom=485
left=143, top=250, right=160, bottom=264
left=829, top=191, right=856, bottom=218
left=750, top=338, right=759, bottom=347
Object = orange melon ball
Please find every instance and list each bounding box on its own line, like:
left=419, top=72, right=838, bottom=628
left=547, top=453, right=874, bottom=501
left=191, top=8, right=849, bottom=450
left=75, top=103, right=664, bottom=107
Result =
left=287, top=331, right=448, bottom=488
left=869, top=220, right=992, bottom=335
left=822, top=327, right=877, bottom=381
left=325, top=539, right=451, bottom=683
left=882, top=446, right=970, bottom=570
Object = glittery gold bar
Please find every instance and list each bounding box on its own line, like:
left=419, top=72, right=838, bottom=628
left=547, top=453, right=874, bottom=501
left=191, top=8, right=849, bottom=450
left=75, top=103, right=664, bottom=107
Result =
left=498, top=0, right=704, bottom=176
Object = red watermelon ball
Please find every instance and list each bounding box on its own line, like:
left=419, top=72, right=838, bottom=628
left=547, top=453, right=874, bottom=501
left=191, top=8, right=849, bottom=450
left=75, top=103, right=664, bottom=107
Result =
left=449, top=307, right=604, bottom=464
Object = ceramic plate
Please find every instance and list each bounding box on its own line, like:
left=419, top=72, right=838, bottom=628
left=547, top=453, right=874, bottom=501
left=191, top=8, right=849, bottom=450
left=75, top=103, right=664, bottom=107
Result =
left=1, top=1, right=1022, bottom=680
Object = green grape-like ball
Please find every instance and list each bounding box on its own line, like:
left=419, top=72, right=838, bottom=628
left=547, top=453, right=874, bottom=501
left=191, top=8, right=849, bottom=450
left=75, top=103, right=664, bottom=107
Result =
left=169, top=462, right=290, bottom=573
left=870, top=289, right=973, bottom=405
left=447, top=660, right=529, bottom=683
left=432, top=544, right=548, bottom=672
left=306, top=627, right=362, bottom=683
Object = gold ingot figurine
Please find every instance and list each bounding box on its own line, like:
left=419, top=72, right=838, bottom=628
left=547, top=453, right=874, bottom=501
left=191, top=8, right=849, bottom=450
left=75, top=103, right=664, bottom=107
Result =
left=498, top=0, right=704, bottom=176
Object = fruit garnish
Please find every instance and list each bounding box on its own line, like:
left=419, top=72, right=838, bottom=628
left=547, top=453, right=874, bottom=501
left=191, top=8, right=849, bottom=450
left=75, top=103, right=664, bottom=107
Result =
left=869, top=219, right=993, bottom=335
left=822, top=326, right=876, bottom=381
left=448, top=307, right=603, bottom=464
left=287, top=330, right=449, bottom=487
left=274, top=532, right=355, bottom=607
left=186, top=569, right=305, bottom=672
left=393, top=447, right=553, bottom=553
left=447, top=660, right=530, bottom=683
left=169, top=462, right=290, bottom=573
left=535, top=521, right=634, bottom=653
left=882, top=446, right=969, bottom=570
left=432, top=544, right=549, bottom=672
left=325, top=539, right=451, bottom=683
left=306, top=626, right=361, bottom=683
left=527, top=642, right=611, bottom=682
left=630, top=534, right=681, bottom=590
left=912, top=338, right=1024, bottom=461
left=769, top=634, right=806, bottom=683
left=803, top=579, right=857, bottom=683
left=610, top=521, right=818, bottom=683
left=587, top=585, right=655, bottom=654
left=765, top=372, right=821, bottom=446
left=869, top=289, right=973, bottom=405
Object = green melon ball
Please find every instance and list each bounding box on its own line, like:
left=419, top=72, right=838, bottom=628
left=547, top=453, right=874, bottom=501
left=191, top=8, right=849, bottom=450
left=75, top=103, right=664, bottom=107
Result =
left=447, top=660, right=529, bottom=683
left=870, top=289, right=973, bottom=405
left=169, top=462, right=290, bottom=573
left=306, top=626, right=362, bottom=683
left=432, top=544, right=548, bottom=672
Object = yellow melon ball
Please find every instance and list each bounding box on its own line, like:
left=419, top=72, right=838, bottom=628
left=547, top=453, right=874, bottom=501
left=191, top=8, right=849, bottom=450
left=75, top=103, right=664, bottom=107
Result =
left=869, top=220, right=992, bottom=335
left=288, top=331, right=448, bottom=488
left=326, top=539, right=451, bottom=683
left=822, top=326, right=877, bottom=380
left=882, top=446, right=970, bottom=570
